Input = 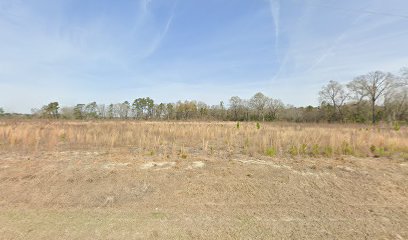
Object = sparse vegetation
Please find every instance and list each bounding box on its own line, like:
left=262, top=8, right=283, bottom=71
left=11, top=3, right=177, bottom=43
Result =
left=1, top=76, right=407, bottom=240
left=2, top=1, right=408, bottom=238
left=393, top=122, right=401, bottom=131
left=1, top=120, right=407, bottom=158
left=265, top=147, right=277, bottom=157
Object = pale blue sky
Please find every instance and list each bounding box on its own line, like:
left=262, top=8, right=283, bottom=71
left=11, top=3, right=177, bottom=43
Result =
left=1, top=0, right=408, bottom=113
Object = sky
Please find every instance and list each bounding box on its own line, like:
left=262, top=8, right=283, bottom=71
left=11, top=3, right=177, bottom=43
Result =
left=1, top=0, right=408, bottom=113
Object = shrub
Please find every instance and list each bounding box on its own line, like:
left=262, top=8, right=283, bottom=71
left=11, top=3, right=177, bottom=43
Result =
left=393, top=122, right=401, bottom=131
left=265, top=147, right=277, bottom=157
left=288, top=145, right=298, bottom=157
left=299, top=144, right=307, bottom=155
left=59, top=133, right=66, bottom=142
left=374, top=147, right=390, bottom=158
left=310, top=144, right=320, bottom=157
left=341, top=142, right=353, bottom=155
left=256, top=122, right=260, bottom=130
left=323, top=146, right=333, bottom=156
left=370, top=145, right=376, bottom=153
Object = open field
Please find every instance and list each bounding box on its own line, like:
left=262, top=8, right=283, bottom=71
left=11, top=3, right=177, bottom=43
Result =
left=1, top=120, right=408, bottom=158
left=1, top=120, right=408, bottom=239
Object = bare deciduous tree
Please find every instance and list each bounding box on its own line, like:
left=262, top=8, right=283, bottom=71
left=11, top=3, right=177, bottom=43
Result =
left=97, top=104, right=106, bottom=118
left=347, top=71, right=397, bottom=123
left=229, top=96, right=243, bottom=121
left=266, top=98, right=284, bottom=120
left=250, top=92, right=268, bottom=121
left=385, top=86, right=408, bottom=121
left=118, top=101, right=130, bottom=119
left=319, top=80, right=349, bottom=121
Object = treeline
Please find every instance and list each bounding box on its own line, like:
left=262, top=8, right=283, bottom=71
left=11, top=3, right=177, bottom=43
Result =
left=30, top=93, right=300, bottom=121
left=3, top=68, right=408, bottom=123
left=318, top=69, right=407, bottom=123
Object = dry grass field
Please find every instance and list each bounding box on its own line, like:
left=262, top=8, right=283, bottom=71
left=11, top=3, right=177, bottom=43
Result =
left=1, top=120, right=408, bottom=239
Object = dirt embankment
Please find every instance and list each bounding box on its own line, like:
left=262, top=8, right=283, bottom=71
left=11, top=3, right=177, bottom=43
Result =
left=1, top=150, right=407, bottom=239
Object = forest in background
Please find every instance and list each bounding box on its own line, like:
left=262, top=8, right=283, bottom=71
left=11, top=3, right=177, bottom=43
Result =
left=1, top=68, right=407, bottom=124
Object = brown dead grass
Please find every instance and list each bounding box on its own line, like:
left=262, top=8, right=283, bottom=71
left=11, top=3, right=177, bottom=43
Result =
left=0, top=120, right=407, bottom=158
left=1, top=120, right=408, bottom=239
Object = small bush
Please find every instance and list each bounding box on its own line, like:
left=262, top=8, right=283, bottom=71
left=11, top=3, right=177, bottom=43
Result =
left=265, top=147, right=277, bottom=157
left=323, top=146, right=333, bottom=156
left=374, top=147, right=391, bottom=158
left=370, top=145, right=376, bottom=153
left=256, top=122, right=260, bottom=130
left=341, top=142, right=353, bottom=155
left=236, top=122, right=240, bottom=129
left=288, top=145, right=298, bottom=157
left=59, top=133, right=66, bottom=142
left=393, top=122, right=401, bottom=131
left=299, top=144, right=307, bottom=155
left=310, top=144, right=320, bottom=157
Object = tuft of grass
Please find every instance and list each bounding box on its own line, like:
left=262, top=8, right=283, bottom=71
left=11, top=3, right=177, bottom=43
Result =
left=210, top=146, right=214, bottom=155
left=401, top=152, right=408, bottom=161
left=288, top=145, right=298, bottom=157
left=299, top=144, right=307, bottom=155
left=370, top=145, right=392, bottom=158
left=393, top=122, right=401, bottom=131
left=373, top=146, right=391, bottom=158
left=265, top=147, right=277, bottom=157
left=309, top=144, right=320, bottom=157
left=370, top=145, right=376, bottom=154
left=59, top=133, right=66, bottom=142
left=323, top=146, right=333, bottom=157
left=341, top=142, right=354, bottom=155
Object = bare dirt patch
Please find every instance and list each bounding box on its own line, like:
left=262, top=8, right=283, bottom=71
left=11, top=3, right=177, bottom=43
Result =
left=102, top=162, right=131, bottom=170
left=0, top=150, right=407, bottom=239
left=140, top=161, right=176, bottom=170
left=186, top=161, right=205, bottom=169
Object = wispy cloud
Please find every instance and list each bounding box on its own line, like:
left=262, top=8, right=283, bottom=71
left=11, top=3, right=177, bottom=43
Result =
left=264, top=0, right=408, bottom=105
left=141, top=0, right=152, bottom=14
left=268, top=0, right=280, bottom=50
left=0, top=0, right=181, bottom=112
left=0, top=0, right=407, bottom=112
left=141, top=2, right=177, bottom=59
left=306, top=13, right=368, bottom=73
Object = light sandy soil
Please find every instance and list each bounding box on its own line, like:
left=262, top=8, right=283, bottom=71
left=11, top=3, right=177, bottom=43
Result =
left=0, top=149, right=407, bottom=239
